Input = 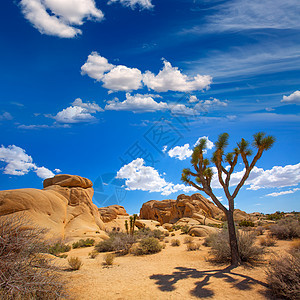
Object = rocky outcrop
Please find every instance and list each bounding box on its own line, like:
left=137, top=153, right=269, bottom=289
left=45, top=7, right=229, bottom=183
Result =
left=140, top=193, right=250, bottom=225
left=98, top=205, right=128, bottom=223
left=140, top=193, right=224, bottom=225
left=0, top=174, right=107, bottom=242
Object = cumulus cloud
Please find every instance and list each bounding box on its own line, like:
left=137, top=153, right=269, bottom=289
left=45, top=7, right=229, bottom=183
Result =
left=143, top=59, right=212, bottom=92
left=105, top=93, right=168, bottom=113
left=108, top=0, right=153, bottom=9
left=81, top=52, right=114, bottom=80
left=281, top=90, right=300, bottom=104
left=116, top=158, right=197, bottom=195
left=189, top=95, right=199, bottom=103
left=103, top=66, right=143, bottom=91
left=168, top=144, right=193, bottom=160
left=0, top=145, right=55, bottom=179
left=210, top=163, right=300, bottom=191
left=168, top=136, right=214, bottom=160
left=81, top=53, right=212, bottom=93
left=52, top=98, right=103, bottom=123
left=194, top=98, right=228, bottom=111
left=20, top=0, right=104, bottom=38
left=265, top=188, right=300, bottom=197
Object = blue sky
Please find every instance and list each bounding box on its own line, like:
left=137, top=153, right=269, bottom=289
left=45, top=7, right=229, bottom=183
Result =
left=0, top=0, right=299, bottom=215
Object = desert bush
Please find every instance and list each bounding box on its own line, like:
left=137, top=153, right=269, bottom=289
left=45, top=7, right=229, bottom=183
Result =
left=68, top=257, right=83, bottom=270
left=173, top=225, right=181, bottom=231
left=208, top=230, right=264, bottom=263
left=153, top=229, right=164, bottom=240
left=267, top=211, right=284, bottom=220
left=186, top=242, right=200, bottom=251
left=266, top=251, right=300, bottom=299
left=184, top=236, right=193, bottom=244
left=171, top=232, right=175, bottom=236
left=171, top=239, right=181, bottom=247
left=164, top=231, right=170, bottom=237
left=259, top=235, right=276, bottom=247
left=181, top=225, right=190, bottom=234
left=256, top=226, right=265, bottom=236
left=239, top=219, right=255, bottom=227
left=0, top=215, right=65, bottom=299
left=95, top=232, right=136, bottom=254
left=72, top=238, right=95, bottom=249
left=290, top=239, right=300, bottom=254
left=164, top=239, right=169, bottom=243
left=132, top=237, right=162, bottom=255
left=203, top=232, right=219, bottom=247
left=270, top=219, right=300, bottom=240
left=103, top=253, right=115, bottom=266
left=48, top=241, right=71, bottom=256
left=88, top=250, right=99, bottom=259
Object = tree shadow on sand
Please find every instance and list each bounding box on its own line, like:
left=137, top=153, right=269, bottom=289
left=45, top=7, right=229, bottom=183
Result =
left=150, top=266, right=269, bottom=298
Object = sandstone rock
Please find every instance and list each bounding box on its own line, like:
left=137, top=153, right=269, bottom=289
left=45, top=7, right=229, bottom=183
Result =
left=189, top=225, right=218, bottom=237
left=0, top=174, right=107, bottom=242
left=140, top=193, right=224, bottom=225
left=98, top=205, right=128, bottom=223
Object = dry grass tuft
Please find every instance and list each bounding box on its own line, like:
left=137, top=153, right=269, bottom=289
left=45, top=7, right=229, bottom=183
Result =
left=68, top=257, right=83, bottom=270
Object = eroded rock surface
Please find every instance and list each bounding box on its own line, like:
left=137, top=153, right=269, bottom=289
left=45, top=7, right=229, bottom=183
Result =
left=0, top=174, right=107, bottom=241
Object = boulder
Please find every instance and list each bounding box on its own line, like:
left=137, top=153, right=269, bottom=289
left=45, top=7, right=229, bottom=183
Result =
left=98, top=205, right=128, bottom=223
left=0, top=174, right=107, bottom=242
left=189, top=225, right=218, bottom=237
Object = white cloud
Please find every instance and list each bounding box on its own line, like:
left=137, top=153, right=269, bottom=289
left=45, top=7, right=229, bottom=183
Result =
left=108, top=0, right=153, bottom=9
left=103, top=66, right=143, bottom=91
left=81, top=52, right=114, bottom=80
left=168, top=136, right=214, bottom=160
left=20, top=0, right=103, bottom=38
left=0, top=145, right=55, bottom=179
left=169, top=104, right=198, bottom=116
left=81, top=54, right=213, bottom=93
left=54, top=168, right=62, bottom=173
left=116, top=158, right=197, bottom=195
left=207, top=0, right=300, bottom=31
left=105, top=93, right=168, bottom=113
left=265, top=188, right=300, bottom=197
left=168, top=144, right=193, bottom=161
left=0, top=112, right=13, bottom=121
left=162, top=145, right=168, bottom=153
left=189, top=95, right=199, bottom=103
left=194, top=98, right=228, bottom=111
left=210, top=163, right=300, bottom=191
left=143, top=59, right=212, bottom=92
left=281, top=90, right=300, bottom=104
left=52, top=98, right=103, bottom=123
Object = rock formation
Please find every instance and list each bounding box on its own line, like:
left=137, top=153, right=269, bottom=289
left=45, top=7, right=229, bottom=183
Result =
left=0, top=174, right=107, bottom=242
left=140, top=193, right=249, bottom=225
left=98, top=205, right=128, bottom=223
left=140, top=193, right=224, bottom=225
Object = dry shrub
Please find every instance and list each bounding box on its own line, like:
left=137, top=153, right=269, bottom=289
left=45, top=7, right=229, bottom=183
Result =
left=290, top=239, right=300, bottom=254
left=171, top=239, right=181, bottom=247
left=203, top=232, right=219, bottom=247
left=68, top=257, right=83, bottom=270
left=266, top=251, right=300, bottom=299
left=270, top=219, right=300, bottom=240
left=48, top=241, right=71, bottom=256
left=131, top=237, right=162, bottom=255
left=164, top=231, right=170, bottom=237
left=171, top=233, right=175, bottom=236
left=95, top=232, right=136, bottom=254
left=103, top=253, right=115, bottom=266
left=184, top=236, right=193, bottom=244
left=88, top=250, right=99, bottom=259
left=259, top=235, right=276, bottom=247
left=186, top=242, right=200, bottom=251
left=256, top=226, right=265, bottom=236
left=208, top=230, right=264, bottom=263
left=0, top=215, right=65, bottom=299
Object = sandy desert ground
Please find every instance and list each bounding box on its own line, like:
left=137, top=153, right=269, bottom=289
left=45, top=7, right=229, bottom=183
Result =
left=57, top=231, right=292, bottom=300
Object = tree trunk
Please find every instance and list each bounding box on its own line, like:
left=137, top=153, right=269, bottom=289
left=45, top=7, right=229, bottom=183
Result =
left=226, top=210, right=241, bottom=266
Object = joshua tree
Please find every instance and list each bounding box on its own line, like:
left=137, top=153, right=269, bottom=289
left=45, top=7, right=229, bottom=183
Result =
left=125, top=220, right=129, bottom=234
left=129, top=214, right=138, bottom=235
left=181, top=132, right=275, bottom=266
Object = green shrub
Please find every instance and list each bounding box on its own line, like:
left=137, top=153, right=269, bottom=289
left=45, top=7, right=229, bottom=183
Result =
left=153, top=229, right=164, bottom=240
left=95, top=238, right=114, bottom=252
left=267, top=211, right=284, bottom=220
left=172, top=225, right=181, bottom=231
left=239, top=219, right=255, bottom=227
left=68, top=257, right=83, bottom=270
left=171, top=239, right=181, bottom=247
left=103, top=253, right=115, bottom=266
left=72, top=238, right=95, bottom=249
left=270, top=219, right=300, bottom=240
left=132, top=237, right=162, bottom=255
left=208, top=230, right=264, bottom=263
left=48, top=241, right=71, bottom=256
left=186, top=242, right=200, bottom=251
left=181, top=225, right=190, bottom=234
left=266, top=251, right=300, bottom=299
